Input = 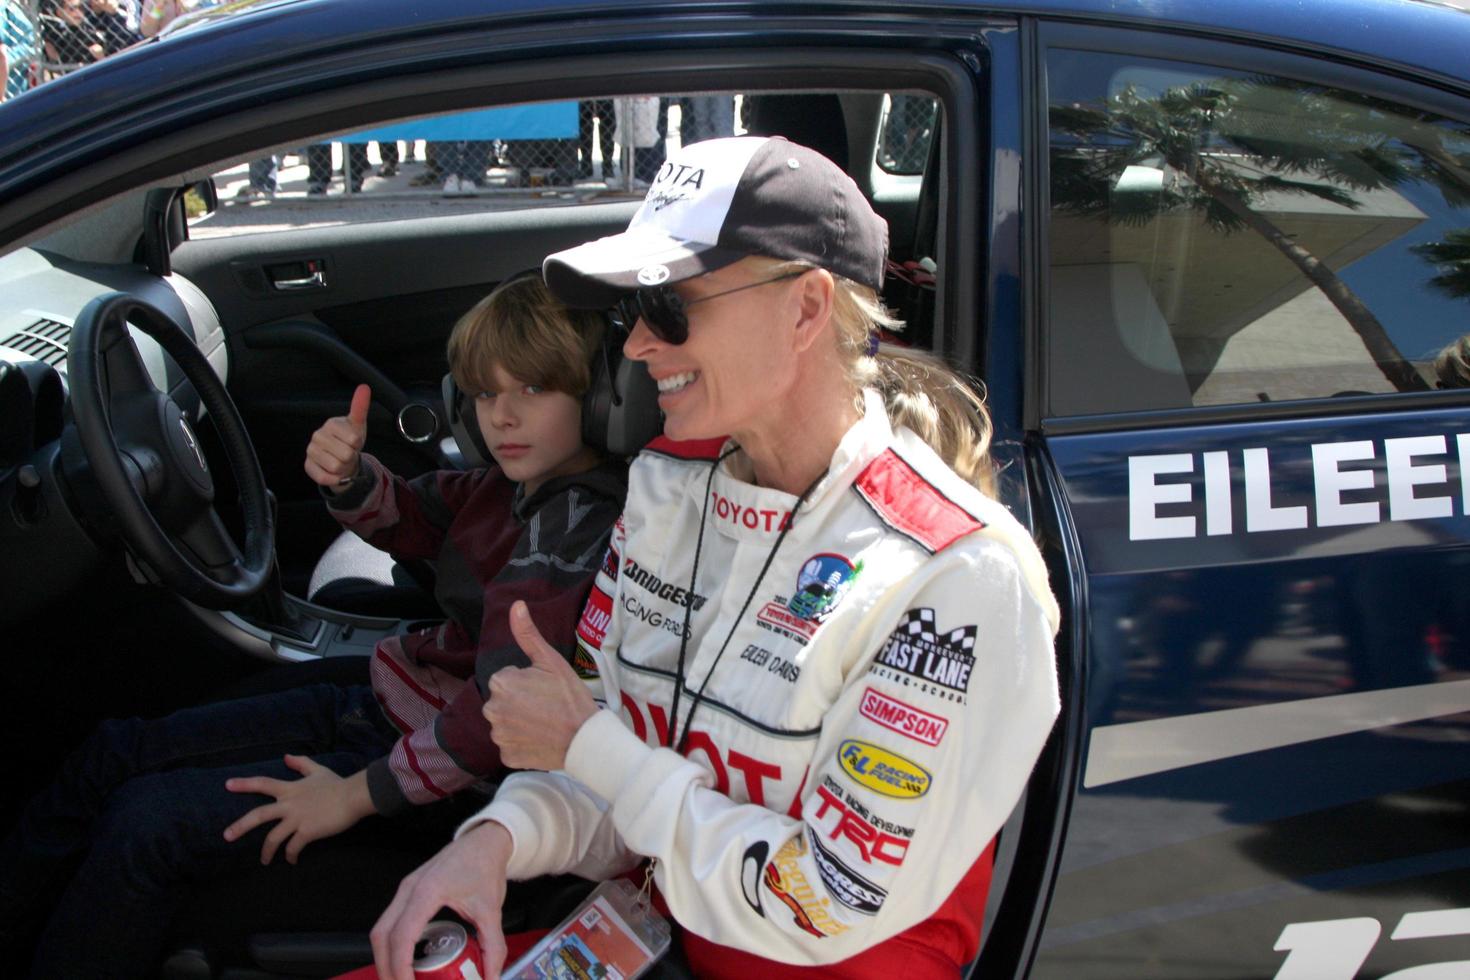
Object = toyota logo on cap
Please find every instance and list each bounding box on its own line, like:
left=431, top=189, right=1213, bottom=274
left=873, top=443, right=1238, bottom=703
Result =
left=637, top=265, right=671, bottom=286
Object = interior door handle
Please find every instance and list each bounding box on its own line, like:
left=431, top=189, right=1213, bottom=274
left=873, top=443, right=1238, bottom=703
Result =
left=272, top=271, right=325, bottom=291
left=265, top=258, right=327, bottom=291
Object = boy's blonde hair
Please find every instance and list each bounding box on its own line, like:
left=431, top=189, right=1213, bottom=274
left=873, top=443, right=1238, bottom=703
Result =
left=447, top=274, right=605, bottom=396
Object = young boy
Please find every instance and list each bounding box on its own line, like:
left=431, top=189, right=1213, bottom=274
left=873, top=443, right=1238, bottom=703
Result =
left=229, top=272, right=626, bottom=855
left=0, top=274, right=627, bottom=980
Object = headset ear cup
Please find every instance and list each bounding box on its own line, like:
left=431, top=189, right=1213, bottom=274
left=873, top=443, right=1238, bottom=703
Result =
left=582, top=316, right=663, bottom=456
left=442, top=270, right=544, bottom=470
left=441, top=373, right=492, bottom=468
left=581, top=343, right=613, bottom=450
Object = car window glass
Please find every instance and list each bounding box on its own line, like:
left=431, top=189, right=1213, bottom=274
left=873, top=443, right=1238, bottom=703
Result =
left=1045, top=48, right=1470, bottom=416
left=190, top=91, right=930, bottom=241
left=189, top=95, right=743, bottom=238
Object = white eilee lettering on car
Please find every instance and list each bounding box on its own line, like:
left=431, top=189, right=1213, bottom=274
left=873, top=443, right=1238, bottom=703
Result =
left=1128, top=432, right=1470, bottom=541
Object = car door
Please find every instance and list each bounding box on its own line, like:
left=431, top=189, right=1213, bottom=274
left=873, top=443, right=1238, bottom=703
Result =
left=1028, top=21, right=1470, bottom=979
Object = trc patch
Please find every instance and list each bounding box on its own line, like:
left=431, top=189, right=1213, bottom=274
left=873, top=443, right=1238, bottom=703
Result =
left=870, top=607, right=977, bottom=703
left=813, top=780, right=913, bottom=866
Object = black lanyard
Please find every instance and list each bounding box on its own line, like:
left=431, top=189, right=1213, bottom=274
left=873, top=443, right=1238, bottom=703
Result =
left=665, top=451, right=823, bottom=755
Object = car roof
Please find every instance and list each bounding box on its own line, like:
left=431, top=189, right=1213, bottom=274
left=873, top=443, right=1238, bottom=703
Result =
left=3, top=0, right=1470, bottom=209
left=150, top=0, right=1470, bottom=86
left=9, top=0, right=1470, bottom=111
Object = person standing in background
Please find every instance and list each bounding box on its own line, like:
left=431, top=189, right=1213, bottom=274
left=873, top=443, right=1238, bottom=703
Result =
left=678, top=94, right=735, bottom=144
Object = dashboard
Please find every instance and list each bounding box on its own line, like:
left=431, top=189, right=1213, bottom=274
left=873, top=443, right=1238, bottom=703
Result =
left=0, top=245, right=229, bottom=621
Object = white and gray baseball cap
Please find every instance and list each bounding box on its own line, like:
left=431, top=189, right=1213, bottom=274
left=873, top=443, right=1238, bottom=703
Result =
left=543, top=136, right=889, bottom=308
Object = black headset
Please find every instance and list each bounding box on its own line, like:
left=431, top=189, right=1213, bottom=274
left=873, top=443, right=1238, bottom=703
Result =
left=442, top=270, right=662, bottom=468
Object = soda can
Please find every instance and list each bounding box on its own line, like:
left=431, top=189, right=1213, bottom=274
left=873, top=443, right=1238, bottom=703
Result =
left=413, top=920, right=483, bottom=980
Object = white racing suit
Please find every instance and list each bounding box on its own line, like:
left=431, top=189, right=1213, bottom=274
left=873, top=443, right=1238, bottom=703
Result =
left=465, top=392, right=1060, bottom=976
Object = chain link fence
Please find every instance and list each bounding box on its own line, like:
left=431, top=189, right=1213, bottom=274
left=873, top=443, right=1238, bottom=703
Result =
left=3, top=0, right=40, bottom=98
left=878, top=94, right=939, bottom=175
left=4, top=0, right=141, bottom=95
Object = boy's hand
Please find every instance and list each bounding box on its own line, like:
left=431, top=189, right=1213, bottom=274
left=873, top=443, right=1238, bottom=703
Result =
left=484, top=601, right=599, bottom=771
left=304, top=384, right=372, bottom=492
left=222, top=756, right=376, bottom=864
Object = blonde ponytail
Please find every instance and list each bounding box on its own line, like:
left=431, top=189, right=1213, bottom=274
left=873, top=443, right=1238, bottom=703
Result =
left=1434, top=334, right=1470, bottom=389
left=865, top=344, right=995, bottom=498
left=749, top=257, right=996, bottom=497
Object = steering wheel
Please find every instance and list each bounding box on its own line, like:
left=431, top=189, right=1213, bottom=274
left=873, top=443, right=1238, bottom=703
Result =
left=63, top=293, right=274, bottom=608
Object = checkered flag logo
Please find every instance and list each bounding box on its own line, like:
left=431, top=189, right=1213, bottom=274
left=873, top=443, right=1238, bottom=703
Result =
left=897, top=608, right=976, bottom=654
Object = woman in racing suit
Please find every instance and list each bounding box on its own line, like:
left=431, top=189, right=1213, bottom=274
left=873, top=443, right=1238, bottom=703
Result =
left=369, top=135, right=1061, bottom=980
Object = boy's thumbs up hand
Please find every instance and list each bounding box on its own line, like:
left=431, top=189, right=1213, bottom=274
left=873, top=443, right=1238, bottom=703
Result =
left=304, top=384, right=373, bottom=491
left=347, top=382, right=371, bottom=431
left=484, top=601, right=599, bottom=771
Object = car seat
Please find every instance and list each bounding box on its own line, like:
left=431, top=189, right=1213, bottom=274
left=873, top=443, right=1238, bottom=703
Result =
left=743, top=93, right=850, bottom=171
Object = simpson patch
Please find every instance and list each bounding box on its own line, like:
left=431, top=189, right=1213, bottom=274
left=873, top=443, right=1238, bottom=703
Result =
left=858, top=687, right=948, bottom=746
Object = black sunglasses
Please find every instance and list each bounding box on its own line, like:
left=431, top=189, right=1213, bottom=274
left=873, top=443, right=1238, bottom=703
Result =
left=612, top=270, right=804, bottom=344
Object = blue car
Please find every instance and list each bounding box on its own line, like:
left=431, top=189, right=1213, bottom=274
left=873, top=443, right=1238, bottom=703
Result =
left=0, top=0, right=1467, bottom=976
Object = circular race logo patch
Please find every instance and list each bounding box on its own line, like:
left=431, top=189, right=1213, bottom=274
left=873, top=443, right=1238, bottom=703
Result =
left=788, top=554, right=860, bottom=623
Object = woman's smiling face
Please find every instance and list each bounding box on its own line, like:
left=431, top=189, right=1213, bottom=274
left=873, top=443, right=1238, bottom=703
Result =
left=621, top=259, right=804, bottom=444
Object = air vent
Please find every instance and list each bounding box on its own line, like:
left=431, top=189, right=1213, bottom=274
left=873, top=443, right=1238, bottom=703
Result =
left=2, top=318, right=71, bottom=369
